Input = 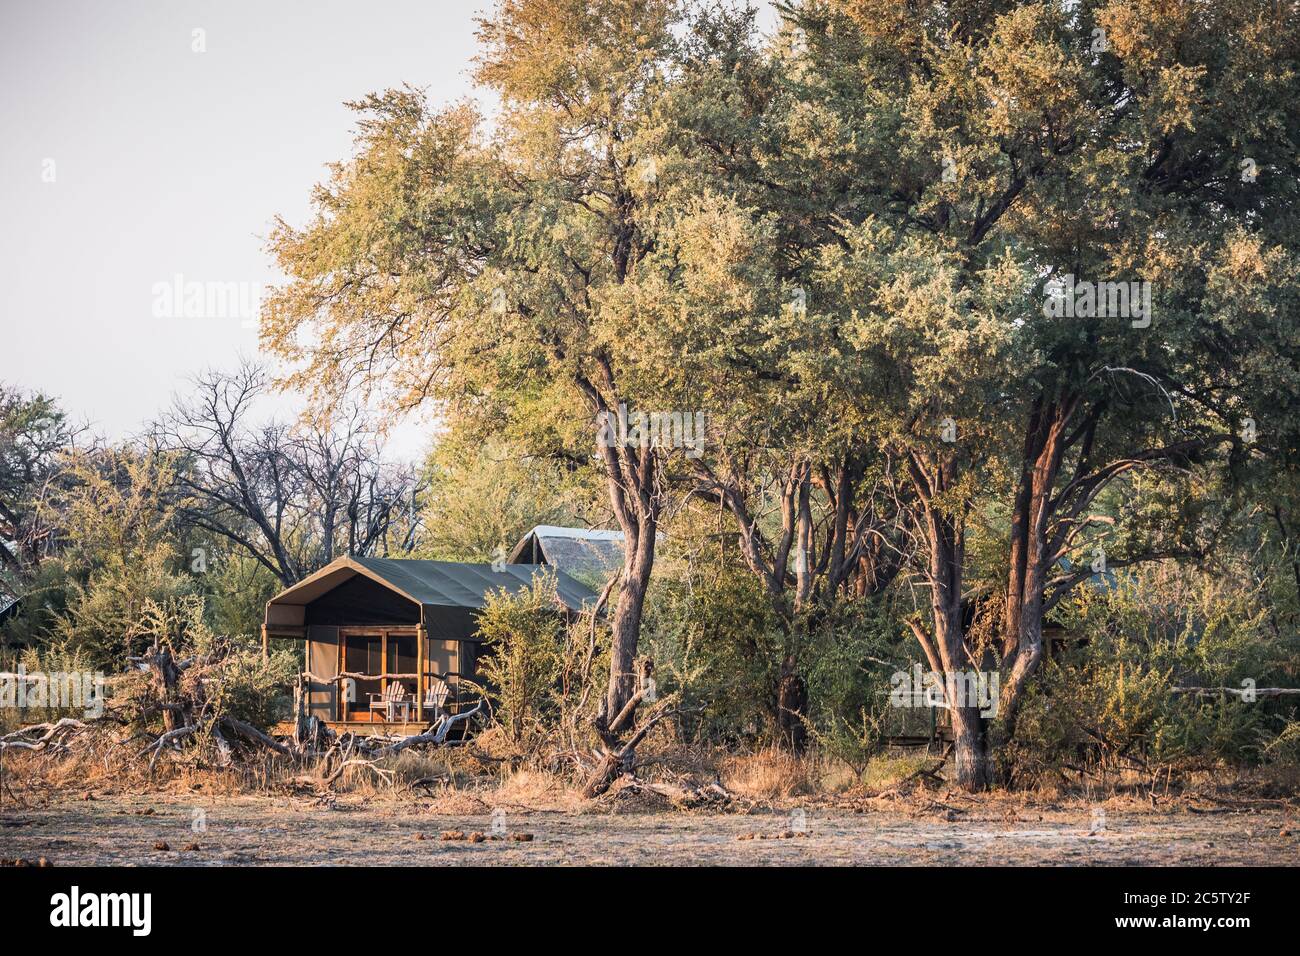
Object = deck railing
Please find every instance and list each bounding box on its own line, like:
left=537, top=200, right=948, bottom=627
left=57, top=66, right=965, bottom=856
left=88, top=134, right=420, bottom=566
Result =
left=298, top=669, right=485, bottom=724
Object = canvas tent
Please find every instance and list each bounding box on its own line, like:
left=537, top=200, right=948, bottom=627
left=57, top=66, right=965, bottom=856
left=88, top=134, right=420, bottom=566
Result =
left=0, top=594, right=20, bottom=625
left=508, top=525, right=626, bottom=585
left=264, top=554, right=596, bottom=727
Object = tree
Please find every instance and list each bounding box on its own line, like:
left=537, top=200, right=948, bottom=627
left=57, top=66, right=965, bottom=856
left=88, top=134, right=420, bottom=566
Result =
left=0, top=386, right=76, bottom=578
left=47, top=445, right=192, bottom=666
left=676, top=12, right=916, bottom=612
left=151, top=363, right=418, bottom=587
left=802, top=0, right=1300, bottom=788
left=415, top=429, right=598, bottom=563
left=263, top=0, right=707, bottom=733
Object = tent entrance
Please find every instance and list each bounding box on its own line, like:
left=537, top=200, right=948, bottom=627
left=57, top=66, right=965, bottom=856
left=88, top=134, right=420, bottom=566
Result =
left=339, top=629, right=418, bottom=721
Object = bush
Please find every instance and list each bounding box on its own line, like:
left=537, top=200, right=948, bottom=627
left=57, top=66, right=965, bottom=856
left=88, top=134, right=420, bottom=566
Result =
left=116, top=595, right=296, bottom=734
left=646, top=563, right=909, bottom=765
left=476, top=572, right=566, bottom=745
left=0, top=644, right=101, bottom=733
left=1008, top=567, right=1297, bottom=785
left=801, top=599, right=905, bottom=775
left=644, top=568, right=785, bottom=745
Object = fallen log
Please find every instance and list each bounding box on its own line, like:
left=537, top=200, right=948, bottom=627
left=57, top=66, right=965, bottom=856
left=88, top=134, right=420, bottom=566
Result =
left=583, top=704, right=679, bottom=799
left=323, top=758, right=395, bottom=788
left=140, top=724, right=197, bottom=772
left=610, top=776, right=734, bottom=809
left=219, top=717, right=291, bottom=756
left=1171, top=686, right=1300, bottom=699
left=0, top=718, right=88, bottom=753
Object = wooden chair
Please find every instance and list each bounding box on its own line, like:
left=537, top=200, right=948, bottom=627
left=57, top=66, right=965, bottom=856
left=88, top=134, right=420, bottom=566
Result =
left=368, top=682, right=409, bottom=722
left=423, top=679, right=451, bottom=718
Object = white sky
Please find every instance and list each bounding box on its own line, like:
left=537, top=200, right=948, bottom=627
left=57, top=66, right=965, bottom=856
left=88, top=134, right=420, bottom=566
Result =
left=0, top=0, right=779, bottom=462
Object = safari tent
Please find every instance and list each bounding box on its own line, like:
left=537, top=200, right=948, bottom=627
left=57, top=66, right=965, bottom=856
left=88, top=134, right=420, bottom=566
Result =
left=263, top=554, right=596, bottom=733
left=507, top=524, right=625, bottom=585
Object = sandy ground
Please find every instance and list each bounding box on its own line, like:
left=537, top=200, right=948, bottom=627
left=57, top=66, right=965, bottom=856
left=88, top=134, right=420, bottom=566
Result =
left=2, top=793, right=1298, bottom=865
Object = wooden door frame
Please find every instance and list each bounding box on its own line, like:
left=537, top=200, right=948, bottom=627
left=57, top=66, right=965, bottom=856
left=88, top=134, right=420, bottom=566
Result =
left=336, top=627, right=418, bottom=721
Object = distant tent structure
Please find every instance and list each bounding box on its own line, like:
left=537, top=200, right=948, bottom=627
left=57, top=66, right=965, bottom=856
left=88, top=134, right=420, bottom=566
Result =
left=263, top=554, right=596, bottom=731
left=0, top=594, right=20, bottom=626
left=508, top=525, right=626, bottom=586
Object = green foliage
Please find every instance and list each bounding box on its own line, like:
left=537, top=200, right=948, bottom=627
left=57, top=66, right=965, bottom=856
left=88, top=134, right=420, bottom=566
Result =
left=47, top=447, right=193, bottom=669
left=135, top=595, right=296, bottom=731
left=647, top=561, right=906, bottom=758
left=476, top=572, right=567, bottom=744
left=1261, top=720, right=1300, bottom=768
left=0, top=385, right=71, bottom=574
left=802, top=600, right=906, bottom=775
left=198, top=633, right=298, bottom=731
left=414, top=431, right=599, bottom=564
left=646, top=567, right=785, bottom=745
left=0, top=644, right=99, bottom=734
left=1010, top=567, right=1297, bottom=783
left=196, top=548, right=281, bottom=639
left=0, top=559, right=74, bottom=652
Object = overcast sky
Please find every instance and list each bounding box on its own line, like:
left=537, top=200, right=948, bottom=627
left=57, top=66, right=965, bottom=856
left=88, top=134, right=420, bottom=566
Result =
left=0, top=0, right=778, bottom=461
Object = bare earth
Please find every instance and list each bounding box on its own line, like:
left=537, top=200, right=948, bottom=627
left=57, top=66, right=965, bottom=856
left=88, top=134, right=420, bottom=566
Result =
left=2, top=794, right=1298, bottom=865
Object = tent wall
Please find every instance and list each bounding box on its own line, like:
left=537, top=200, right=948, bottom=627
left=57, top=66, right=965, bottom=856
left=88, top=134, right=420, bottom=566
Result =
left=427, top=637, right=457, bottom=679
left=304, top=575, right=419, bottom=626
left=267, top=602, right=305, bottom=628
left=423, top=604, right=482, bottom=643
left=459, top=640, right=478, bottom=679
left=306, top=626, right=339, bottom=720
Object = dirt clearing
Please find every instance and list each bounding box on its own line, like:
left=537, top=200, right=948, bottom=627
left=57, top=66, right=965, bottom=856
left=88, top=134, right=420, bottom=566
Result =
left=3, top=794, right=1297, bottom=865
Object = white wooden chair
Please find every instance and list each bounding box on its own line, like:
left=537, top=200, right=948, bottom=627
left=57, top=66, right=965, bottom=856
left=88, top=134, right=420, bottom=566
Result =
left=423, top=679, right=451, bottom=718
left=369, top=682, right=409, bottom=722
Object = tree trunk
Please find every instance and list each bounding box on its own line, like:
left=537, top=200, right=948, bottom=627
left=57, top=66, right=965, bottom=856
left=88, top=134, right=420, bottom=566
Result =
left=950, top=702, right=989, bottom=792
left=605, top=514, right=657, bottom=721
left=906, top=451, right=989, bottom=791
left=934, top=601, right=990, bottom=792
left=148, top=644, right=184, bottom=733
left=999, top=401, right=1069, bottom=752
left=1004, top=398, right=1051, bottom=649
left=776, top=654, right=808, bottom=753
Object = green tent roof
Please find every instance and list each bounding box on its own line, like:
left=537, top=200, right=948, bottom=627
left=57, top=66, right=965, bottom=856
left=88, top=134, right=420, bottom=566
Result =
left=267, top=554, right=599, bottom=624
left=348, top=555, right=598, bottom=612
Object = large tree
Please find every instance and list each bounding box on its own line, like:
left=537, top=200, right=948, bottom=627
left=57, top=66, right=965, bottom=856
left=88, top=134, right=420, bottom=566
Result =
left=800, top=0, right=1300, bottom=788
left=264, top=0, right=707, bottom=733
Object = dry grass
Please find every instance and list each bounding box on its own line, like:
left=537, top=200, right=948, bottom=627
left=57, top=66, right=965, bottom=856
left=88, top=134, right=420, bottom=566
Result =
left=492, top=768, right=584, bottom=811
left=720, top=747, right=814, bottom=800
left=860, top=752, right=942, bottom=791
left=6, top=720, right=1298, bottom=821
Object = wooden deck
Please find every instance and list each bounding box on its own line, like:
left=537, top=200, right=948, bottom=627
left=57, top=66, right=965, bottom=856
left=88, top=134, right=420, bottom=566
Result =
left=271, top=719, right=436, bottom=738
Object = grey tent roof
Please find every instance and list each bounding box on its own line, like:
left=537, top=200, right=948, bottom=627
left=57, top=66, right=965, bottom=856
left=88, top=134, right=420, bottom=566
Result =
left=508, top=525, right=625, bottom=584
left=268, top=554, right=598, bottom=619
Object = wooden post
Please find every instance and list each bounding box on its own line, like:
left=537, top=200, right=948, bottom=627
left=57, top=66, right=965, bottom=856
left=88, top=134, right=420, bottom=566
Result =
left=293, top=673, right=308, bottom=746
left=416, top=624, right=427, bottom=722
left=261, top=624, right=269, bottom=661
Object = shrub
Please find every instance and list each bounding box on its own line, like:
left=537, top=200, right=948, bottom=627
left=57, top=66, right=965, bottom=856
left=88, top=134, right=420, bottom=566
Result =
left=476, top=572, right=566, bottom=745
left=644, top=568, right=785, bottom=746
left=1007, top=567, right=1296, bottom=785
